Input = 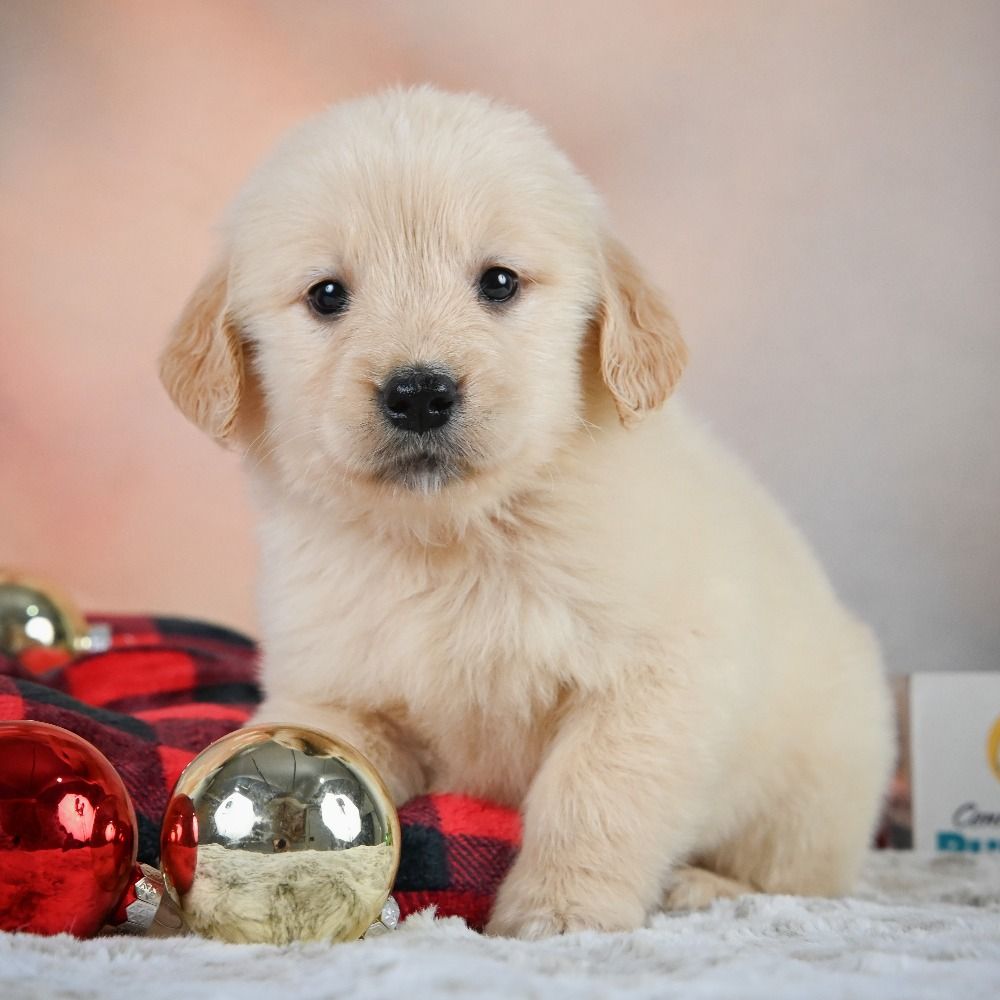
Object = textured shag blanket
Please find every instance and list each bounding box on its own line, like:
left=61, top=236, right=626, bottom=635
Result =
left=2, top=852, right=1000, bottom=999
left=4, top=615, right=1000, bottom=995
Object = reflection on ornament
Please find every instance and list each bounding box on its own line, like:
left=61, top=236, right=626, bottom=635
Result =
left=213, top=791, right=258, bottom=841
left=23, top=614, right=55, bottom=645
left=56, top=792, right=97, bottom=841
left=160, top=724, right=401, bottom=944
left=0, top=570, right=112, bottom=674
left=320, top=791, right=363, bottom=842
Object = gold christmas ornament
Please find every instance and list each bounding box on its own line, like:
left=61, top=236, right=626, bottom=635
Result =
left=0, top=570, right=110, bottom=673
left=160, top=724, right=401, bottom=945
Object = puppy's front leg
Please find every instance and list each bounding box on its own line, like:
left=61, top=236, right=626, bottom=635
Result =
left=249, top=698, right=428, bottom=806
left=486, top=677, right=710, bottom=939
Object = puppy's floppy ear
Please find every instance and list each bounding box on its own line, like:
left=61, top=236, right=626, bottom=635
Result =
left=159, top=259, right=245, bottom=446
left=595, top=235, right=688, bottom=427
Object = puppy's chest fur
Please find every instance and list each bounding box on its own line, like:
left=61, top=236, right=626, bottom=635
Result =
left=262, top=509, right=627, bottom=804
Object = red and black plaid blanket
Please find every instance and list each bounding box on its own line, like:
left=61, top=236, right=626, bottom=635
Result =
left=0, top=615, right=520, bottom=930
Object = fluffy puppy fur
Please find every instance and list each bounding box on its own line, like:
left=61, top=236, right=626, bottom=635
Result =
left=160, top=87, right=895, bottom=938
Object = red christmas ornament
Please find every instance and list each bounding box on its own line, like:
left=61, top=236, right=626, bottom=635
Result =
left=0, top=720, right=138, bottom=937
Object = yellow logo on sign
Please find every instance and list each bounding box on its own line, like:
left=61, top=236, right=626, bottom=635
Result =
left=989, top=716, right=1000, bottom=782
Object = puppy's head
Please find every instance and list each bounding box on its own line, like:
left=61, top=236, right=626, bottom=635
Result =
left=161, top=88, right=686, bottom=516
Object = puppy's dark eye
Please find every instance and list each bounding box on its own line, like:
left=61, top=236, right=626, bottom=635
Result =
left=479, top=266, right=519, bottom=304
left=306, top=279, right=349, bottom=317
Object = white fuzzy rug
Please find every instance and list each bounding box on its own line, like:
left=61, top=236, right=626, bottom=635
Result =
left=3, top=853, right=999, bottom=999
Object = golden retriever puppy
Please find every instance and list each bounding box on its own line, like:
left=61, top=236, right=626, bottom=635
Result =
left=160, top=87, right=894, bottom=939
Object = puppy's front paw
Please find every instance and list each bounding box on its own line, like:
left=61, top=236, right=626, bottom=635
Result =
left=485, top=863, right=647, bottom=939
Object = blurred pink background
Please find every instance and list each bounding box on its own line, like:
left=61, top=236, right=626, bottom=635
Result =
left=1, top=1, right=997, bottom=674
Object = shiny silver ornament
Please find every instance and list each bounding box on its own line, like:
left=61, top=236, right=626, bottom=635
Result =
left=0, top=570, right=111, bottom=673
left=160, top=724, right=401, bottom=945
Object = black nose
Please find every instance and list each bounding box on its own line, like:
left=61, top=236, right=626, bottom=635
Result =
left=380, top=368, right=458, bottom=433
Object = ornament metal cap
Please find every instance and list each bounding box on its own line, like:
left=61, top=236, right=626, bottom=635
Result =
left=364, top=895, right=401, bottom=938
left=111, top=864, right=184, bottom=936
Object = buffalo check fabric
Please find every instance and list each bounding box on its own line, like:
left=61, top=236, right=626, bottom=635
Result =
left=0, top=615, right=520, bottom=930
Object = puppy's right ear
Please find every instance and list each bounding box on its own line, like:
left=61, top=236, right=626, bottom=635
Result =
left=159, top=259, right=245, bottom=446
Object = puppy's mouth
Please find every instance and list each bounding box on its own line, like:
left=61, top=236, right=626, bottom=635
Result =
left=372, top=443, right=472, bottom=493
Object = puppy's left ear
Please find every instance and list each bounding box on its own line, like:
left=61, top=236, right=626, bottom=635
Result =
left=594, top=235, right=688, bottom=427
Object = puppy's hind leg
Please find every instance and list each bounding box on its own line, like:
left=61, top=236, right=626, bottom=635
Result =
left=699, top=649, right=894, bottom=901
left=661, top=761, right=878, bottom=913
left=662, top=865, right=755, bottom=912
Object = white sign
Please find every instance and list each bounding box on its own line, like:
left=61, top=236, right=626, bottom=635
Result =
left=910, top=672, right=1000, bottom=852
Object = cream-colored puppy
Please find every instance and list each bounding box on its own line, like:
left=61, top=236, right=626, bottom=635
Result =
left=161, top=87, right=894, bottom=939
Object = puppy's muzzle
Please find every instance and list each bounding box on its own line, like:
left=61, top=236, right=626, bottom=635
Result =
left=380, top=367, right=458, bottom=434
